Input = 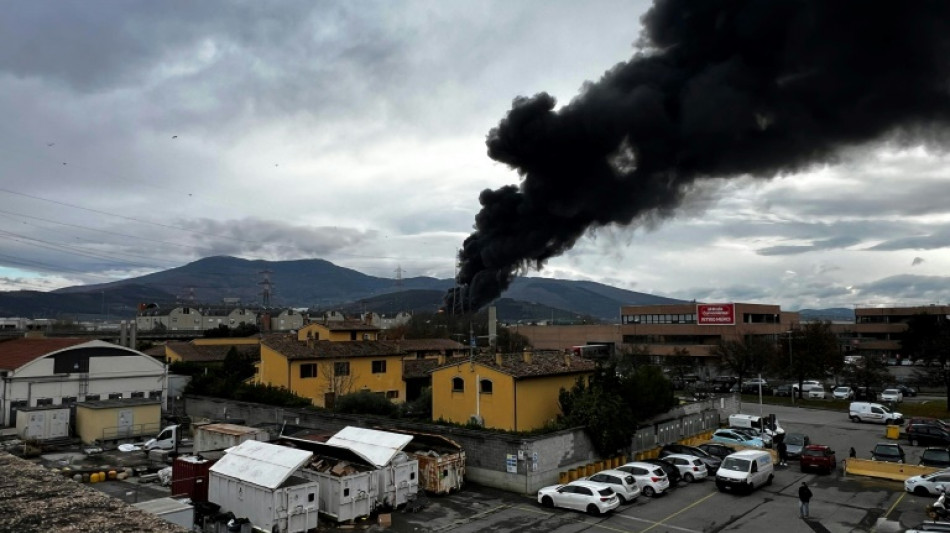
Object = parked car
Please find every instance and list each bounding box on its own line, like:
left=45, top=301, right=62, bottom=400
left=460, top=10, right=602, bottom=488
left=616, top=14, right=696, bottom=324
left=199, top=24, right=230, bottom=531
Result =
left=697, top=443, right=737, bottom=461
left=772, top=384, right=792, bottom=397
left=895, top=384, right=919, bottom=397
left=880, top=389, right=904, bottom=403
left=662, top=454, right=709, bottom=483
left=871, top=442, right=906, bottom=463
left=641, top=458, right=682, bottom=487
left=585, top=469, right=641, bottom=504
left=711, top=429, right=765, bottom=448
left=905, top=470, right=950, bottom=496
left=907, top=418, right=950, bottom=434
left=908, top=424, right=950, bottom=447
left=615, top=462, right=671, bottom=498
left=800, top=444, right=836, bottom=474
left=732, top=427, right=773, bottom=448
left=855, top=386, right=881, bottom=402
left=920, top=448, right=950, bottom=468
left=659, top=444, right=722, bottom=474
left=791, top=380, right=822, bottom=395
left=833, top=386, right=855, bottom=400
left=783, top=432, right=811, bottom=460
left=807, top=386, right=827, bottom=399
left=904, top=521, right=950, bottom=533
left=537, top=479, right=620, bottom=515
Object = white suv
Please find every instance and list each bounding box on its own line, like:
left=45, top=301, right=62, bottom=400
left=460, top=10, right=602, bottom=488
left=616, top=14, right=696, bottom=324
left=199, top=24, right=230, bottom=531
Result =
left=662, top=454, right=709, bottom=482
left=616, top=461, right=671, bottom=497
left=587, top=469, right=641, bottom=503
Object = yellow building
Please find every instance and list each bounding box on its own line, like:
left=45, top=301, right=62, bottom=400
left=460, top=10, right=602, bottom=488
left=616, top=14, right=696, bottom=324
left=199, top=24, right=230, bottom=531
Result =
left=297, top=320, right=379, bottom=342
left=259, top=334, right=406, bottom=408
left=430, top=350, right=596, bottom=432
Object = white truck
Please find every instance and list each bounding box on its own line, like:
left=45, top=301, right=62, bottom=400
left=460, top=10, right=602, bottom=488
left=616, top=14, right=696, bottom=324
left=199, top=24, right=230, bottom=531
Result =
left=849, top=402, right=904, bottom=424
left=143, top=424, right=188, bottom=452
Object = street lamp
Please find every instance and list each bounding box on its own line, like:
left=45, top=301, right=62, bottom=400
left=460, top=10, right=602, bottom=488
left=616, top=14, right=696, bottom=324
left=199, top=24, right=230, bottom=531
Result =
left=787, top=330, right=795, bottom=404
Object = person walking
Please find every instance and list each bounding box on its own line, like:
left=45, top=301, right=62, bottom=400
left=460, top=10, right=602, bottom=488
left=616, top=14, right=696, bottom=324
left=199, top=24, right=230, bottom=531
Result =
left=777, top=439, right=788, bottom=467
left=799, top=481, right=813, bottom=518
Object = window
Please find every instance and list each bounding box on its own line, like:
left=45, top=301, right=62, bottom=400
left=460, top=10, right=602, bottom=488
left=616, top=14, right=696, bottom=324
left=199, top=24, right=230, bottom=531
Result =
left=386, top=390, right=399, bottom=399
left=372, top=360, right=387, bottom=374
left=149, top=390, right=163, bottom=399
left=130, top=391, right=145, bottom=398
left=479, top=379, right=493, bottom=394
left=61, top=396, right=77, bottom=405
left=36, top=398, right=53, bottom=406
left=300, top=363, right=317, bottom=378
left=108, top=393, right=123, bottom=400
left=452, top=377, right=464, bottom=392
left=334, top=362, right=350, bottom=376
left=84, top=394, right=100, bottom=401
left=309, top=493, right=316, bottom=502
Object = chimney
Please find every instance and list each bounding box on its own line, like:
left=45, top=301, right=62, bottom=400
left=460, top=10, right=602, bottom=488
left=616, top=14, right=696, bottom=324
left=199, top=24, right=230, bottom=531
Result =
left=522, top=348, right=533, bottom=364
left=437, top=353, right=446, bottom=365
left=307, top=331, right=314, bottom=349
left=495, top=352, right=504, bottom=367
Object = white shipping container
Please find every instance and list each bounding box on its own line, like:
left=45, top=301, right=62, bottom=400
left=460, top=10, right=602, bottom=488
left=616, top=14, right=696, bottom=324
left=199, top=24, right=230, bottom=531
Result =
left=194, top=423, right=269, bottom=453
left=298, top=462, right=375, bottom=522
left=209, top=472, right=318, bottom=533
left=16, top=407, right=70, bottom=441
left=133, top=497, right=194, bottom=529
left=209, top=440, right=318, bottom=533
left=375, top=452, right=420, bottom=508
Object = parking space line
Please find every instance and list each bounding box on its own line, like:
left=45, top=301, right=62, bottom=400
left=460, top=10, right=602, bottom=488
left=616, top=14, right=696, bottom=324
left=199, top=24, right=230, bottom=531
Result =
left=883, top=490, right=906, bottom=519
left=615, top=491, right=716, bottom=533
left=514, top=505, right=638, bottom=533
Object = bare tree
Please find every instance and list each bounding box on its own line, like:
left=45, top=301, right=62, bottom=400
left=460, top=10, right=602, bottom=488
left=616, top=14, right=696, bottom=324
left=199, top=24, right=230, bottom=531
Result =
left=317, top=359, right=359, bottom=408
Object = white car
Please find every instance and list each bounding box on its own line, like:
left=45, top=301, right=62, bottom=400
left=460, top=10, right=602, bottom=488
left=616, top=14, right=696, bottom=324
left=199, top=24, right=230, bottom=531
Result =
left=616, top=461, right=671, bottom=497
left=880, top=389, right=904, bottom=403
left=807, top=386, right=827, bottom=399
left=833, top=386, right=854, bottom=400
left=662, top=454, right=709, bottom=482
left=537, top=479, right=620, bottom=515
left=905, top=470, right=950, bottom=496
left=586, top=469, right=641, bottom=503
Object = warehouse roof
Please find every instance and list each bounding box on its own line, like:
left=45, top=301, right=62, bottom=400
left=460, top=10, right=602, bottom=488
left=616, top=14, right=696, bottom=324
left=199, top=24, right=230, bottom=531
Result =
left=0, top=338, right=100, bottom=371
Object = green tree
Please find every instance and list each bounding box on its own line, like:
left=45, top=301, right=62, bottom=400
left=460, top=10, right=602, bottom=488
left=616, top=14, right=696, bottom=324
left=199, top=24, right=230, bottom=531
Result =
left=222, top=347, right=256, bottom=382
left=712, top=336, right=775, bottom=407
left=901, top=313, right=950, bottom=407
left=558, top=366, right=636, bottom=456
left=782, top=322, right=839, bottom=399
left=334, top=390, right=399, bottom=416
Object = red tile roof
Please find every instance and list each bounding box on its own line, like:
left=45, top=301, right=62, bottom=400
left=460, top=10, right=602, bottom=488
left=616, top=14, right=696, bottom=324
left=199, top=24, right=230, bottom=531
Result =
left=261, top=334, right=404, bottom=360
left=0, top=337, right=92, bottom=371
left=393, top=338, right=465, bottom=351
left=166, top=341, right=260, bottom=363
left=431, top=351, right=596, bottom=379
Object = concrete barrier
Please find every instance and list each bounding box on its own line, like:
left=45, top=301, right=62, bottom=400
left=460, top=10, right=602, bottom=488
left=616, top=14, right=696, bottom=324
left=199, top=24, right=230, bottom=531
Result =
left=844, top=458, right=940, bottom=482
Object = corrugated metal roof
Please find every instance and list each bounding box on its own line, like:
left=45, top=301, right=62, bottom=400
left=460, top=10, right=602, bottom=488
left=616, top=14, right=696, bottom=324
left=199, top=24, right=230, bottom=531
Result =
left=209, top=440, right=312, bottom=490
left=326, top=427, right=412, bottom=468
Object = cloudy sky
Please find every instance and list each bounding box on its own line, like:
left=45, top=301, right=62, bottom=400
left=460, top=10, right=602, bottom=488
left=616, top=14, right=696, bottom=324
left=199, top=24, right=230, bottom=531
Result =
left=1, top=0, right=949, bottom=312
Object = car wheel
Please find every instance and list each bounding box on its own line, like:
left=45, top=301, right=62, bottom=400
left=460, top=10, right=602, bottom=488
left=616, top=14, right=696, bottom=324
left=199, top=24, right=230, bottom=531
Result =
left=851, top=416, right=861, bottom=423
left=617, top=495, right=627, bottom=504
left=643, top=486, right=656, bottom=498
left=587, top=504, right=601, bottom=516
left=541, top=496, right=553, bottom=508
left=767, top=474, right=773, bottom=486
left=684, top=473, right=694, bottom=483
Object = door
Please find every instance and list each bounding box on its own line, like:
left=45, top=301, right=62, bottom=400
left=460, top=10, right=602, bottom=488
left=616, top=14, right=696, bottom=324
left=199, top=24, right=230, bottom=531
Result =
left=27, top=411, right=45, bottom=439
left=117, top=409, right=133, bottom=438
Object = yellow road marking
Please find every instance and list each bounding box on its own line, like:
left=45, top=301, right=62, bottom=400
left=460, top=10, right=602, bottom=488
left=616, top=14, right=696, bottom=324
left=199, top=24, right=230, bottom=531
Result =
left=637, top=491, right=717, bottom=533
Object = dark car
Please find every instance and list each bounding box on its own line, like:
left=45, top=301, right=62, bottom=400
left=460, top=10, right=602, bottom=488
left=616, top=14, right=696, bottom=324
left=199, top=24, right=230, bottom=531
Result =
left=800, top=444, right=837, bottom=474
left=642, top=458, right=682, bottom=486
left=855, top=386, right=880, bottom=402
left=697, top=443, right=737, bottom=460
left=894, top=384, right=918, bottom=398
left=659, top=444, right=722, bottom=474
left=783, top=432, right=811, bottom=460
left=772, top=384, right=792, bottom=397
left=907, top=418, right=950, bottom=433
left=908, top=424, right=950, bottom=447
left=920, top=448, right=950, bottom=468
left=871, top=442, right=906, bottom=463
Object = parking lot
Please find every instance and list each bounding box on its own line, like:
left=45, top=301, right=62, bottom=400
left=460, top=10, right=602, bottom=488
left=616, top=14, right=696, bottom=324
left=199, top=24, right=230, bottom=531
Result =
left=377, top=403, right=943, bottom=533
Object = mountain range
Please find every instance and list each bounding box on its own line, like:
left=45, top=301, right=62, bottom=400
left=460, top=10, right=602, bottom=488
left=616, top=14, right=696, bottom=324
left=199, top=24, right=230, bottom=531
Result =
left=0, top=256, right=854, bottom=323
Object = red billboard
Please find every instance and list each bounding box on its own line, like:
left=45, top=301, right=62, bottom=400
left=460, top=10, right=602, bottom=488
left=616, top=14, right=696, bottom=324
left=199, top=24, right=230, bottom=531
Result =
left=697, top=304, right=735, bottom=325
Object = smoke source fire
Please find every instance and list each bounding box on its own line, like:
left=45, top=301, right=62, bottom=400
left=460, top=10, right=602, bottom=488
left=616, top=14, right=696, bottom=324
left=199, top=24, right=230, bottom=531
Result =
left=445, top=0, right=950, bottom=314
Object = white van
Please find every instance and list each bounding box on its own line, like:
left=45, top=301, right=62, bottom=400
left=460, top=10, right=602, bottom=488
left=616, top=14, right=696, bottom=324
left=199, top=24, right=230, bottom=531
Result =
left=849, top=402, right=903, bottom=424
left=728, top=414, right=785, bottom=438
left=715, top=450, right=774, bottom=493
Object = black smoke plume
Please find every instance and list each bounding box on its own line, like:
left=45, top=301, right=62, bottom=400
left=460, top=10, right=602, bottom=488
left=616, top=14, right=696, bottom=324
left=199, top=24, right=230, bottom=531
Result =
left=446, top=0, right=950, bottom=313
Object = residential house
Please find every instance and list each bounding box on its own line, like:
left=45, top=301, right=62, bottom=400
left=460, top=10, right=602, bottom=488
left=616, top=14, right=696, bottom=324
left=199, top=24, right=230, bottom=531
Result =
left=259, top=334, right=406, bottom=408
left=164, top=337, right=260, bottom=365
left=430, top=350, right=596, bottom=431
left=297, top=319, right=379, bottom=342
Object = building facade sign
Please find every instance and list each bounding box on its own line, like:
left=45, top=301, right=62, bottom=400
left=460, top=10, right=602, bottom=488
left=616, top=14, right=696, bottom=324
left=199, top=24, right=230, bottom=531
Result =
left=697, top=304, right=735, bottom=325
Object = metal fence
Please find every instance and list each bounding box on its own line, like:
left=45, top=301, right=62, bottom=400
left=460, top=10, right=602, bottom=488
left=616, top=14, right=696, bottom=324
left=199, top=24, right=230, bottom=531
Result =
left=631, top=396, right=733, bottom=454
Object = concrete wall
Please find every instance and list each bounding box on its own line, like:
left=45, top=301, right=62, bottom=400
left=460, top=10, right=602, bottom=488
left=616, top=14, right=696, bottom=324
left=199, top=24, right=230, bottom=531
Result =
left=184, top=394, right=735, bottom=495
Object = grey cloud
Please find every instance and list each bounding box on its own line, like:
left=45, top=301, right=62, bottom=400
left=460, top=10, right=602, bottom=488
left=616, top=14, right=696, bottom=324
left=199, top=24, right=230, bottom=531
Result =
left=757, top=236, right=861, bottom=256
left=854, top=274, right=950, bottom=303
left=913, top=257, right=925, bottom=266
left=868, top=230, right=950, bottom=251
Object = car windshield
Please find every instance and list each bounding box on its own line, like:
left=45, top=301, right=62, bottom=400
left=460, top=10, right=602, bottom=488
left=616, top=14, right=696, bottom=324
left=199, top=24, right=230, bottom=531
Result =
left=834, top=387, right=849, bottom=393
left=786, top=434, right=805, bottom=446
left=686, top=447, right=710, bottom=457
left=879, top=405, right=893, bottom=413
left=884, top=389, right=899, bottom=394
left=598, top=488, right=614, bottom=496
left=721, top=457, right=751, bottom=472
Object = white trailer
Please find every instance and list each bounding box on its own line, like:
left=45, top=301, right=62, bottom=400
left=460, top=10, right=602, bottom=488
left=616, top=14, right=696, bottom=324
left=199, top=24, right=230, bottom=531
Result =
left=209, top=440, right=319, bottom=533
left=195, top=422, right=269, bottom=453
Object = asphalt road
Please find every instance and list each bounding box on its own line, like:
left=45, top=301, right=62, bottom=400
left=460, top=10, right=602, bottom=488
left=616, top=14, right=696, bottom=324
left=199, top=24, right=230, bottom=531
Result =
left=371, top=403, right=945, bottom=533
